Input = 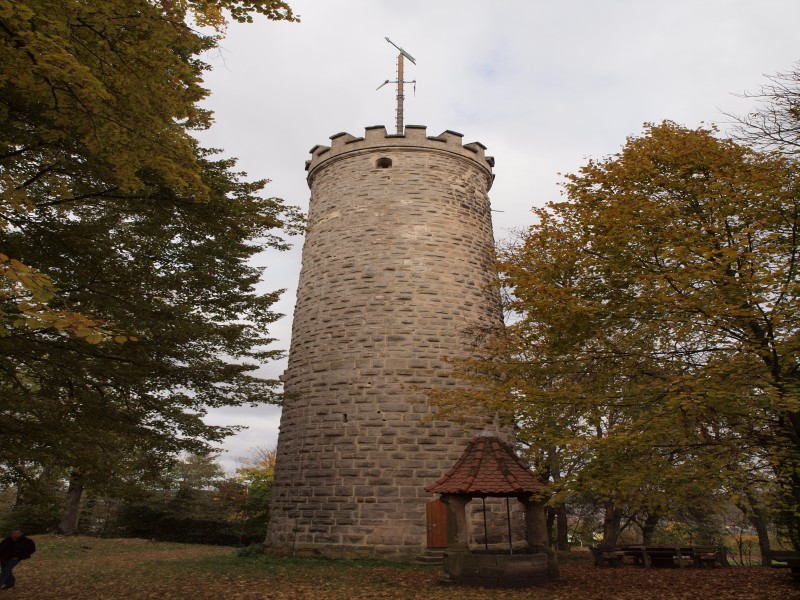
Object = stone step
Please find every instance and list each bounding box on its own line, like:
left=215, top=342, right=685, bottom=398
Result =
left=416, top=549, right=446, bottom=564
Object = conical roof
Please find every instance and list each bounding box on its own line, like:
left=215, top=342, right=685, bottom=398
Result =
left=425, top=431, right=547, bottom=498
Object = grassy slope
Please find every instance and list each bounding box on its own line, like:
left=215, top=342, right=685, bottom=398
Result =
left=5, top=536, right=798, bottom=599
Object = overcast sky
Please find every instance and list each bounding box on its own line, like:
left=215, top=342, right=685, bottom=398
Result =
left=194, top=0, right=800, bottom=471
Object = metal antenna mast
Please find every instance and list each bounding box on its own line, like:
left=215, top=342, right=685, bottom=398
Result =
left=376, top=37, right=416, bottom=134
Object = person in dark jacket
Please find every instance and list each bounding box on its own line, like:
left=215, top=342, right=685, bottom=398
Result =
left=0, top=529, right=35, bottom=590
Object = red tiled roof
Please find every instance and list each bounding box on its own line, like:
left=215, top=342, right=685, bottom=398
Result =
left=425, top=432, right=548, bottom=498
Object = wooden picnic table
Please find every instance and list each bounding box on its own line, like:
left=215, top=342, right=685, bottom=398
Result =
left=591, top=545, right=729, bottom=568
left=767, top=550, right=800, bottom=579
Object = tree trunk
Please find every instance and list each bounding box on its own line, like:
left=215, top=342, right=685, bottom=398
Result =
left=13, top=486, right=30, bottom=507
left=545, top=506, right=556, bottom=546
left=555, top=503, right=570, bottom=550
left=641, top=514, right=660, bottom=545
left=545, top=503, right=570, bottom=550
left=786, top=465, right=800, bottom=550
left=749, top=508, right=772, bottom=567
left=58, top=471, right=84, bottom=535
left=601, top=501, right=622, bottom=545
left=737, top=494, right=772, bottom=566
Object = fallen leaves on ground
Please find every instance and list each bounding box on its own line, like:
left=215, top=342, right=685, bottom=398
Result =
left=7, top=536, right=798, bottom=599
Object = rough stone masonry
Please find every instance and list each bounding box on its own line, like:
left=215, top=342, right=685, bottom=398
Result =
left=264, top=125, right=511, bottom=559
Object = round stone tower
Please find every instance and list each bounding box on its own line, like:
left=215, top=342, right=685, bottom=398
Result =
left=265, top=124, right=502, bottom=559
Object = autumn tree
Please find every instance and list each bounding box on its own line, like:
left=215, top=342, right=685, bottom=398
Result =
left=0, top=0, right=300, bottom=533
left=233, top=446, right=276, bottom=539
left=432, top=121, right=800, bottom=547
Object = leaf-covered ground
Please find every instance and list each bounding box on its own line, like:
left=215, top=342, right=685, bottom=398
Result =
left=6, top=536, right=798, bottom=599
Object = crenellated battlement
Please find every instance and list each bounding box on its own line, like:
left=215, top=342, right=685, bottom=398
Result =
left=305, top=125, right=494, bottom=182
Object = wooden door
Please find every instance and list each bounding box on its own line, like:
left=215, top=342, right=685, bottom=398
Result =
left=426, top=499, right=448, bottom=548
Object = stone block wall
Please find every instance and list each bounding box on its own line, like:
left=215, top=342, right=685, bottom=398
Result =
left=264, top=125, right=509, bottom=559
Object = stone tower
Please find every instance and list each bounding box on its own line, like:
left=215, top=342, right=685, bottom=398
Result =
left=265, top=124, right=503, bottom=559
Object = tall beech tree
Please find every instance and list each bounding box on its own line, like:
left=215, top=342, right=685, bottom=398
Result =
left=1, top=1, right=299, bottom=532
left=431, top=122, right=800, bottom=545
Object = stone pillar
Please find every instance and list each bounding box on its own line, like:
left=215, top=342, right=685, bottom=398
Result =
left=522, top=498, right=559, bottom=580
left=441, top=494, right=472, bottom=549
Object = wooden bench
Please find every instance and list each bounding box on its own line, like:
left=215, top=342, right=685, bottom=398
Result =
left=768, top=550, right=800, bottom=579
left=615, top=545, right=673, bottom=568
left=691, top=546, right=729, bottom=568
left=592, top=545, right=728, bottom=568
left=590, top=545, right=625, bottom=567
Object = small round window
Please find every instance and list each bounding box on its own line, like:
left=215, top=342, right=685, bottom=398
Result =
left=375, top=157, right=392, bottom=169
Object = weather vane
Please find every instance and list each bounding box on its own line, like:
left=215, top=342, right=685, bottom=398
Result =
left=376, top=37, right=416, bottom=134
